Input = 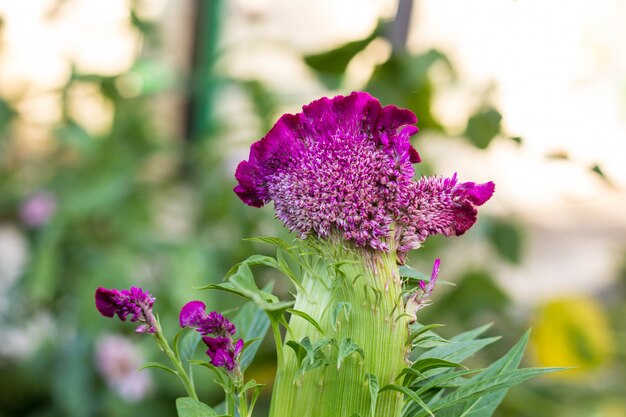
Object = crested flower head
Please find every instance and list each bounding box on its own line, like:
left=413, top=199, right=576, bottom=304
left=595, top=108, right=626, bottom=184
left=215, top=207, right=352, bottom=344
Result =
left=396, top=174, right=495, bottom=262
left=202, top=336, right=244, bottom=371
left=234, top=92, right=494, bottom=260
left=179, top=301, right=243, bottom=373
left=95, top=286, right=157, bottom=333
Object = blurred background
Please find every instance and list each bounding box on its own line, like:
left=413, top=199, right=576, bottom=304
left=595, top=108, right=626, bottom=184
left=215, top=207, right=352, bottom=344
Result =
left=0, top=0, right=625, bottom=416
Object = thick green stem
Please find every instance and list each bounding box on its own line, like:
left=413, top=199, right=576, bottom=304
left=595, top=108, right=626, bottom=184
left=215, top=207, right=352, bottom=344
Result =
left=269, top=246, right=410, bottom=417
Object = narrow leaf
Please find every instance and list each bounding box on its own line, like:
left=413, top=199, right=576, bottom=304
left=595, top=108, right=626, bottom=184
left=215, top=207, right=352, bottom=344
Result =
left=331, top=302, right=352, bottom=331
left=137, top=362, right=178, bottom=376
left=365, top=374, right=379, bottom=417
left=380, top=384, right=434, bottom=417
left=337, top=338, right=364, bottom=369
left=243, top=236, right=294, bottom=251
left=287, top=308, right=324, bottom=334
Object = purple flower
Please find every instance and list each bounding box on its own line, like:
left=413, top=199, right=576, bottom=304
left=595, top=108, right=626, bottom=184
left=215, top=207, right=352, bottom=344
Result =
left=179, top=301, right=243, bottom=372
left=234, top=92, right=494, bottom=260
left=95, top=287, right=157, bottom=333
left=396, top=174, right=495, bottom=262
left=203, top=336, right=244, bottom=371
left=20, top=192, right=56, bottom=228
left=179, top=301, right=236, bottom=336
left=406, top=259, right=440, bottom=320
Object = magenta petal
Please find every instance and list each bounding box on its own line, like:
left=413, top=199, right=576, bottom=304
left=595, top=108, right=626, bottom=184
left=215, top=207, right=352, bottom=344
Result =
left=179, top=301, right=207, bottom=328
left=234, top=338, right=244, bottom=356
left=95, top=287, right=121, bottom=318
left=431, top=259, right=440, bottom=283
left=465, top=181, right=495, bottom=205
left=234, top=162, right=265, bottom=208
left=379, top=105, right=417, bottom=130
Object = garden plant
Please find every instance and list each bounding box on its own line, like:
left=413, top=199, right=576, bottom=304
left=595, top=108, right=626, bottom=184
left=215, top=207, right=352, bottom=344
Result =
left=95, top=92, right=560, bottom=417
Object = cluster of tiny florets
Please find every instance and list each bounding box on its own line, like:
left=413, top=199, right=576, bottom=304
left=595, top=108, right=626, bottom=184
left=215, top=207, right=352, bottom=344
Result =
left=268, top=127, right=413, bottom=251
left=179, top=301, right=243, bottom=372
left=234, top=92, right=494, bottom=260
left=95, top=286, right=156, bottom=333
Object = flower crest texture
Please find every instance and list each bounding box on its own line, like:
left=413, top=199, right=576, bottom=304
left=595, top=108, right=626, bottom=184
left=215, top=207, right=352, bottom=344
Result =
left=234, top=92, right=494, bottom=261
left=95, top=287, right=156, bottom=333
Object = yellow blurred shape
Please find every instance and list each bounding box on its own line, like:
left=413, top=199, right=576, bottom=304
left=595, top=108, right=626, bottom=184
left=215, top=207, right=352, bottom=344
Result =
left=531, top=297, right=614, bottom=378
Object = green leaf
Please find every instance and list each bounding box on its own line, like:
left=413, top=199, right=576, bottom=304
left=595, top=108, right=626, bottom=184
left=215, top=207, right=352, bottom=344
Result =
left=137, top=362, right=178, bottom=376
left=380, top=384, right=434, bottom=417
left=287, top=337, right=333, bottom=376
left=239, top=379, right=265, bottom=395
left=365, top=374, right=380, bottom=417
left=402, top=358, right=463, bottom=385
left=452, top=323, right=493, bottom=342
left=413, top=369, right=484, bottom=394
left=304, top=27, right=379, bottom=89
left=232, top=300, right=271, bottom=371
left=189, top=360, right=227, bottom=385
left=416, top=332, right=565, bottom=417
left=224, top=254, right=280, bottom=279
left=331, top=302, right=352, bottom=331
left=198, top=264, right=293, bottom=311
left=366, top=50, right=452, bottom=131
left=465, top=107, right=502, bottom=149
left=286, top=308, right=324, bottom=334
left=243, top=236, right=294, bottom=251
left=407, top=324, right=445, bottom=348
left=176, top=397, right=218, bottom=417
left=337, top=338, right=364, bottom=369
left=179, top=330, right=202, bottom=364
left=414, top=368, right=564, bottom=417
left=225, top=253, right=302, bottom=290
left=434, top=331, right=532, bottom=417
left=418, top=337, right=500, bottom=372
left=173, top=328, right=186, bottom=359
left=286, top=340, right=308, bottom=364
left=399, top=265, right=429, bottom=280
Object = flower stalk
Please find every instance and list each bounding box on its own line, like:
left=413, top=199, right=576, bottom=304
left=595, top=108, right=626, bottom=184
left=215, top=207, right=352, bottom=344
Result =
left=270, top=244, right=410, bottom=417
left=152, top=321, right=199, bottom=401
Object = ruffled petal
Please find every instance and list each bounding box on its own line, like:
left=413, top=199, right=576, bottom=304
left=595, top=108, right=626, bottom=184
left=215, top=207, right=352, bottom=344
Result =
left=95, top=287, right=121, bottom=318
left=179, top=301, right=207, bottom=328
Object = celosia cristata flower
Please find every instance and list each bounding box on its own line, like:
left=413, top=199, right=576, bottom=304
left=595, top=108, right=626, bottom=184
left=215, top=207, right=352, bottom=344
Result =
left=179, top=301, right=243, bottom=372
left=234, top=92, right=494, bottom=262
left=95, top=287, right=157, bottom=333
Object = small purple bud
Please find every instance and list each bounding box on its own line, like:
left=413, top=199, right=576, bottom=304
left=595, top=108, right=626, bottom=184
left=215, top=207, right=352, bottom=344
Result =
left=406, top=259, right=441, bottom=320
